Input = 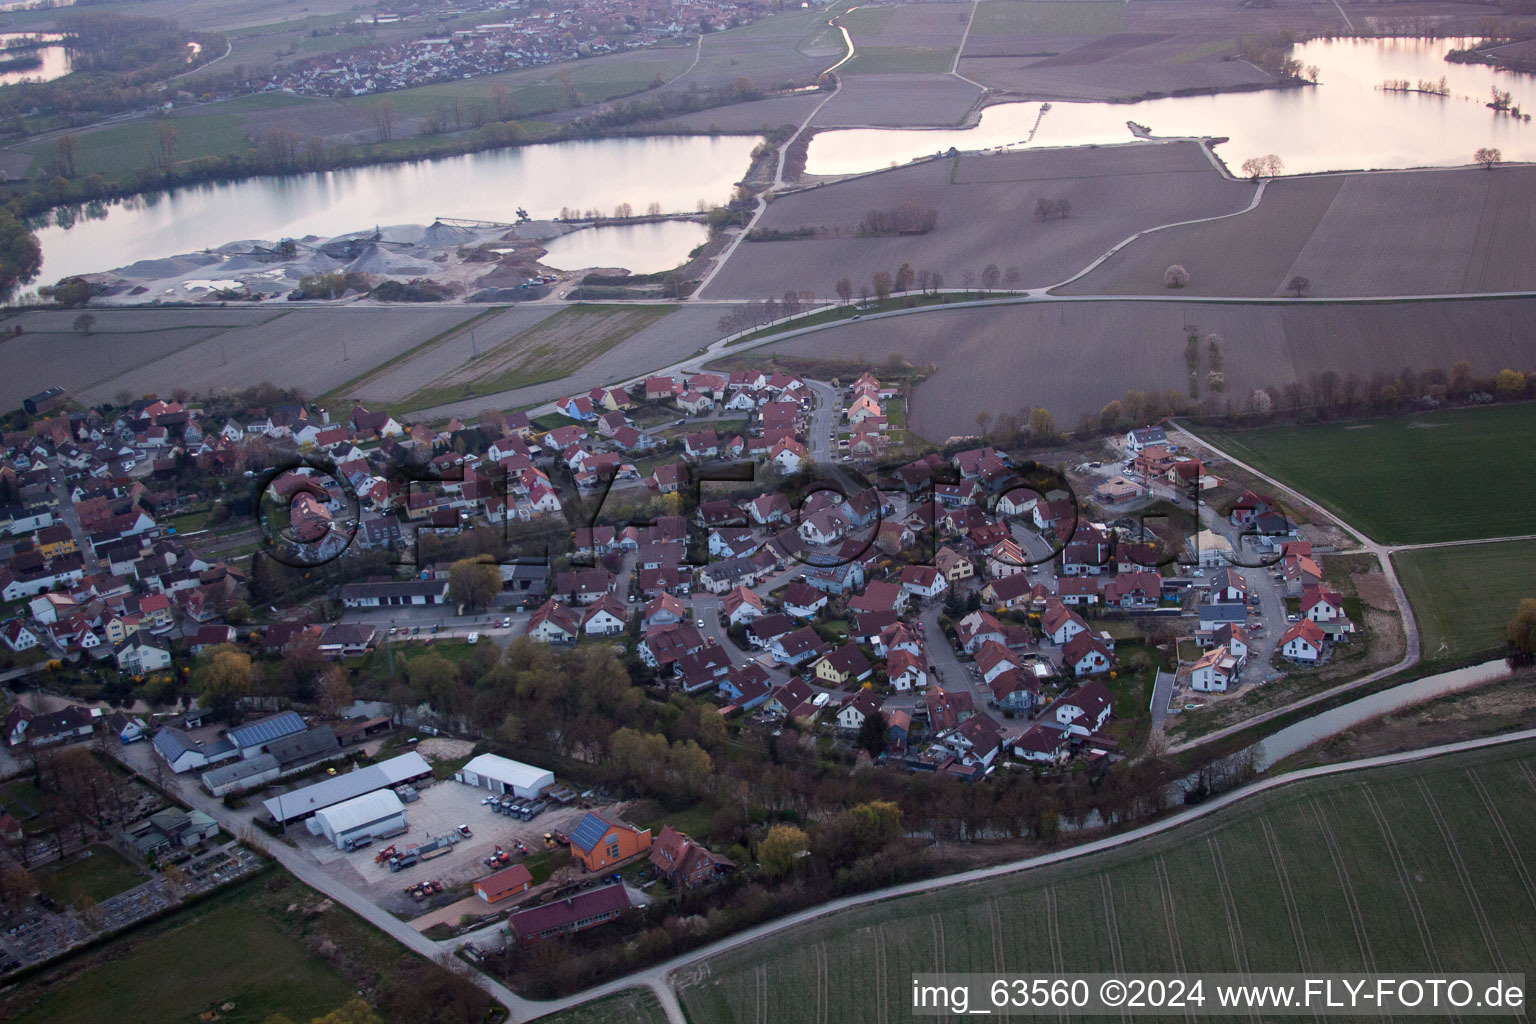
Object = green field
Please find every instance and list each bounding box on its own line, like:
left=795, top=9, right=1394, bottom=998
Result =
left=1193, top=405, right=1536, bottom=544
left=968, top=0, right=1127, bottom=36
left=1394, top=539, right=1536, bottom=661
left=540, top=988, right=669, bottom=1024
left=38, top=846, right=147, bottom=908
left=14, top=888, right=355, bottom=1024
left=680, top=741, right=1536, bottom=1022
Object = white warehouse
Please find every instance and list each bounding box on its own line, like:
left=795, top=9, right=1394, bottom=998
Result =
left=310, top=789, right=407, bottom=850
left=455, top=753, right=553, bottom=799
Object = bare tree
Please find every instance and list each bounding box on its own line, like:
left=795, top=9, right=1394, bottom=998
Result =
left=872, top=270, right=892, bottom=303
left=980, top=263, right=1001, bottom=292
left=370, top=99, right=396, bottom=142
left=1474, top=146, right=1502, bottom=170
left=1163, top=264, right=1190, bottom=289
left=835, top=277, right=853, bottom=305
left=1003, top=265, right=1022, bottom=291
left=1286, top=274, right=1310, bottom=298
left=73, top=313, right=96, bottom=336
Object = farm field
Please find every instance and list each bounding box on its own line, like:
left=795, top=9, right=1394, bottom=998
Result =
left=69, top=306, right=478, bottom=409
left=701, top=141, right=1254, bottom=299
left=679, top=740, right=1536, bottom=1022
left=0, top=306, right=278, bottom=414
left=1063, top=166, right=1536, bottom=297
left=811, top=74, right=983, bottom=128
left=339, top=305, right=561, bottom=406
left=650, top=93, right=823, bottom=133
left=388, top=304, right=676, bottom=411
left=1192, top=404, right=1536, bottom=544
left=661, top=2, right=850, bottom=93
left=753, top=296, right=1536, bottom=440
left=837, top=2, right=971, bottom=76
left=407, top=303, right=726, bottom=421
left=1394, top=540, right=1536, bottom=662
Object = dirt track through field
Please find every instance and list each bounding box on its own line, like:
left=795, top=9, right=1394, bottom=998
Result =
left=1416, top=780, right=1503, bottom=972
left=1464, top=770, right=1536, bottom=915
left=1259, top=819, right=1311, bottom=971
left=1309, top=797, right=1375, bottom=972
left=1362, top=787, right=1440, bottom=969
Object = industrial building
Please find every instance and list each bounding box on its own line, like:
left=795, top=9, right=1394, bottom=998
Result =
left=311, top=790, right=407, bottom=850
left=455, top=753, right=553, bottom=799
left=262, top=751, right=432, bottom=825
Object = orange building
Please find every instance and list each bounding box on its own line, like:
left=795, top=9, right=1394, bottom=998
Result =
left=473, top=863, right=533, bottom=904
left=569, top=811, right=652, bottom=872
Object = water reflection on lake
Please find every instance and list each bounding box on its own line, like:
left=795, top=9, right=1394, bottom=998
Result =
left=0, top=32, right=71, bottom=86
left=542, top=219, right=709, bottom=274
left=32, top=134, right=758, bottom=282
left=807, top=37, right=1536, bottom=175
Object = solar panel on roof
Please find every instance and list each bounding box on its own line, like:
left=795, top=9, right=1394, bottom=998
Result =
left=569, top=811, right=610, bottom=852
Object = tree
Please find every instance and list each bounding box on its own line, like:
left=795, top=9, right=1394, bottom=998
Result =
left=857, top=709, right=888, bottom=758
left=73, top=313, right=96, bottom=336
left=448, top=555, right=501, bottom=610
left=1495, top=368, right=1527, bottom=396
left=197, top=645, right=254, bottom=715
left=317, top=664, right=354, bottom=717
left=49, top=133, right=78, bottom=178
left=872, top=270, right=892, bottom=303
left=1003, top=265, right=1022, bottom=290
left=1286, top=275, right=1310, bottom=298
left=1240, top=154, right=1284, bottom=180
left=1163, top=264, right=1189, bottom=289
left=980, top=263, right=1001, bottom=293
left=0, top=212, right=42, bottom=303
left=835, top=277, right=853, bottom=305
left=894, top=262, right=915, bottom=293
left=157, top=121, right=178, bottom=167
left=1028, top=407, right=1056, bottom=438
left=758, top=823, right=809, bottom=877
left=370, top=98, right=396, bottom=142
left=310, top=998, right=383, bottom=1024
left=0, top=865, right=36, bottom=915
left=1508, top=598, right=1536, bottom=665
left=1475, top=147, right=1502, bottom=170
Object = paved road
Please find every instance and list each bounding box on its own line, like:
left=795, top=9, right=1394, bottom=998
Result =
left=48, top=466, right=101, bottom=576
left=537, top=727, right=1536, bottom=1022
left=1165, top=422, right=1422, bottom=754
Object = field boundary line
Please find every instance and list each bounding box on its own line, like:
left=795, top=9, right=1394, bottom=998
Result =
left=1100, top=876, right=1131, bottom=1024
left=1362, top=787, right=1439, bottom=969
left=1465, top=769, right=1536, bottom=913
left=987, top=896, right=1004, bottom=973
left=1153, top=856, right=1185, bottom=974
left=1047, top=171, right=1265, bottom=291
left=878, top=927, right=890, bottom=1024
left=1417, top=779, right=1503, bottom=972
left=1308, top=796, right=1375, bottom=972
left=1518, top=759, right=1536, bottom=796
left=1259, top=819, right=1313, bottom=973
left=1207, top=836, right=1250, bottom=972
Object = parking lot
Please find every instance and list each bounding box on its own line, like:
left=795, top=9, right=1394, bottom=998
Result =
left=302, top=776, right=594, bottom=911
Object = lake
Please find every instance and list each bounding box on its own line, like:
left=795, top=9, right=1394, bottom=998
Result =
left=807, top=37, right=1536, bottom=175
left=32, top=134, right=758, bottom=283
left=542, top=220, right=709, bottom=275
left=0, top=32, right=70, bottom=86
